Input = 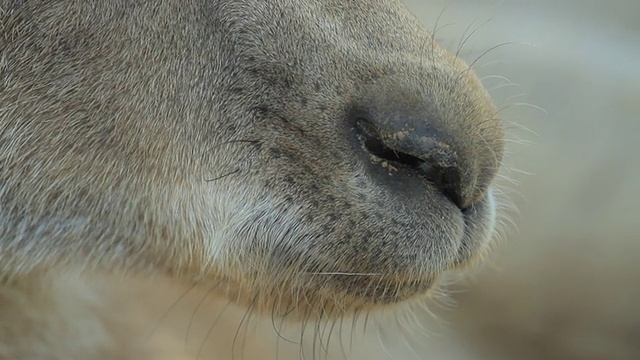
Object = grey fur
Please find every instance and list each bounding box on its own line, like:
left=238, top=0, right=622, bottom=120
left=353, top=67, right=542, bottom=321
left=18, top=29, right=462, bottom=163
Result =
left=0, top=1, right=504, bottom=358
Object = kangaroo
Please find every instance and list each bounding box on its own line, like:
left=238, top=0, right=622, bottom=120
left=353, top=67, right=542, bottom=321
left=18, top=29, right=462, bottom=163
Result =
left=0, top=1, right=505, bottom=359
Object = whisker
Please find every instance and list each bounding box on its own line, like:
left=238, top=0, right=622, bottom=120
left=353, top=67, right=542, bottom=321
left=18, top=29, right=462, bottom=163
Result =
left=305, top=272, right=383, bottom=276
left=185, top=282, right=221, bottom=348
left=196, top=300, right=232, bottom=360
left=205, top=168, right=240, bottom=182
left=230, top=295, right=258, bottom=360
left=468, top=41, right=519, bottom=70
left=145, top=282, right=196, bottom=341
left=509, top=101, right=549, bottom=114
left=456, top=18, right=493, bottom=59
left=430, top=3, right=451, bottom=60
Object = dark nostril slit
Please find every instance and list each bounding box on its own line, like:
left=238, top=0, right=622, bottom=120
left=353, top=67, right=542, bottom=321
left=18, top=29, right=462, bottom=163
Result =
left=419, top=162, right=464, bottom=210
left=356, top=119, right=422, bottom=168
left=356, top=118, right=465, bottom=210
left=362, top=135, right=423, bottom=167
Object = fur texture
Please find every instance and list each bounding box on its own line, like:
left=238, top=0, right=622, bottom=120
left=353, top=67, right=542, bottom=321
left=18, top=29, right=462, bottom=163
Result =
left=0, top=1, right=505, bottom=358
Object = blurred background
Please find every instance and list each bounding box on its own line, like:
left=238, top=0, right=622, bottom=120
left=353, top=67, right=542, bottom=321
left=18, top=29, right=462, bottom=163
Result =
left=402, top=1, right=640, bottom=359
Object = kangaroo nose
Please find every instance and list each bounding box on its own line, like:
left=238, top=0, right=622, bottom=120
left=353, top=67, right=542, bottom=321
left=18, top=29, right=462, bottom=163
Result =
left=349, top=83, right=499, bottom=211
left=354, top=116, right=465, bottom=210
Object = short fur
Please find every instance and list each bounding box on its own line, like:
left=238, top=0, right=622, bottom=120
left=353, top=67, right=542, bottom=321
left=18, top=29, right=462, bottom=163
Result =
left=0, top=1, right=505, bottom=358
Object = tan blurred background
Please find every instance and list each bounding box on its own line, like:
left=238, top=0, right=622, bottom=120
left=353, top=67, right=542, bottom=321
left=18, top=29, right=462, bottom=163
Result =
left=402, top=0, right=640, bottom=359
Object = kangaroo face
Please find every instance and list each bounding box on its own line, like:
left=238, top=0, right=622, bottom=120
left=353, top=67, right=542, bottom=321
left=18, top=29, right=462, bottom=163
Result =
left=0, top=0, right=503, bottom=315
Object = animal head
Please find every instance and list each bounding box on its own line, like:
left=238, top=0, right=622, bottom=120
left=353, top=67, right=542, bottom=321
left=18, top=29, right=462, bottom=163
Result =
left=0, top=0, right=504, bottom=316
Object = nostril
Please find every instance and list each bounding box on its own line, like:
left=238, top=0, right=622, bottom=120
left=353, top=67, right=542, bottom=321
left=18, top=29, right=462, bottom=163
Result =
left=355, top=119, right=423, bottom=168
left=418, top=162, right=464, bottom=211
left=355, top=119, right=466, bottom=211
